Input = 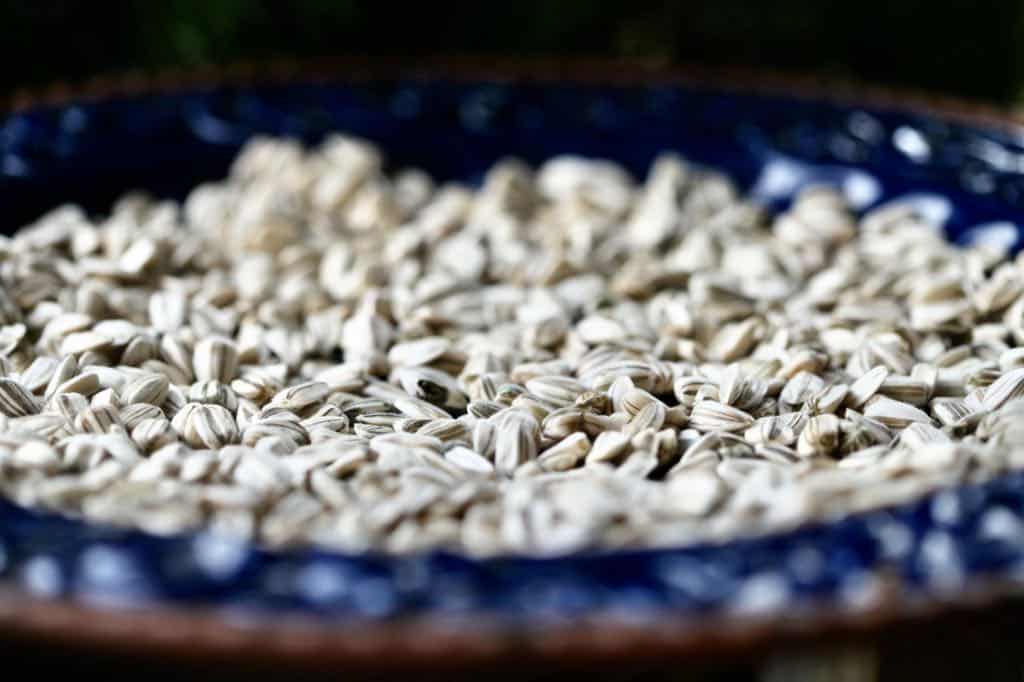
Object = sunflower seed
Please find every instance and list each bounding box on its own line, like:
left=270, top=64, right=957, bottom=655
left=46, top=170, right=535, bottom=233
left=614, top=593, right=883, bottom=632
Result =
left=193, top=337, right=240, bottom=384
left=0, top=378, right=39, bottom=417
left=187, top=404, right=240, bottom=449
left=878, top=376, right=931, bottom=406
left=2, top=133, right=1024, bottom=558
left=863, top=396, right=932, bottom=428
left=120, top=373, right=170, bottom=405
left=74, top=405, right=122, bottom=434
left=797, top=414, right=841, bottom=457
left=745, top=416, right=797, bottom=446
left=900, top=423, right=951, bottom=449
left=11, top=441, right=61, bottom=472
left=689, top=401, right=754, bottom=433
left=664, top=470, right=725, bottom=516
left=982, top=368, right=1024, bottom=411
left=131, top=417, right=178, bottom=452
left=537, top=432, right=591, bottom=471
left=494, top=410, right=540, bottom=476
left=444, top=445, right=495, bottom=476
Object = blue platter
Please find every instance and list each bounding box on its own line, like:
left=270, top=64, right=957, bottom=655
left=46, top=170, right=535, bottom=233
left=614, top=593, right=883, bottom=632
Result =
left=2, top=69, right=1024, bottom=626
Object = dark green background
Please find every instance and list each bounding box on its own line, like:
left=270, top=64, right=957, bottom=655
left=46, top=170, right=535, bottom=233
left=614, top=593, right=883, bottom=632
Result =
left=1, top=1, right=1022, bottom=104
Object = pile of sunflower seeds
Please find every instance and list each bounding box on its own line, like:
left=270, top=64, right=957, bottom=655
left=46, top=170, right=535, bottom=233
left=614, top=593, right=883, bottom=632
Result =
left=1, top=134, right=1023, bottom=557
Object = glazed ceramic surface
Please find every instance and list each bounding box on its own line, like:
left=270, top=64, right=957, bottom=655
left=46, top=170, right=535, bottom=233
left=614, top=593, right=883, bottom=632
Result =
left=1, top=72, right=1023, bottom=625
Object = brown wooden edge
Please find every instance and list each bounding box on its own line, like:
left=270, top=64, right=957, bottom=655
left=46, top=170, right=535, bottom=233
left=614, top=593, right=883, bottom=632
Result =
left=6, top=56, right=1024, bottom=133
left=1, top=574, right=1023, bottom=673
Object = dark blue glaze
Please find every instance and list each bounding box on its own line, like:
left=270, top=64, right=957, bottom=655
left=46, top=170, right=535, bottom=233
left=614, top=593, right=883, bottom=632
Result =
left=1, top=77, right=1023, bottom=620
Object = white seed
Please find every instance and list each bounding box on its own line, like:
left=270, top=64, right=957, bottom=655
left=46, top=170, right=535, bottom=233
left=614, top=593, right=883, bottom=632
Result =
left=494, top=410, right=540, bottom=477
left=444, top=445, right=495, bottom=476
left=689, top=401, right=754, bottom=433
left=131, top=417, right=178, bottom=452
left=864, top=396, right=932, bottom=429
left=983, top=368, right=1024, bottom=411
left=0, top=132, right=1022, bottom=559
left=587, top=430, right=632, bottom=464
left=797, top=414, right=841, bottom=457
left=900, top=423, right=951, bottom=449
left=664, top=470, right=725, bottom=516
left=193, top=337, right=240, bottom=383
left=120, top=373, right=170, bottom=405
left=0, top=378, right=40, bottom=417
left=10, top=441, right=61, bottom=472
left=537, top=432, right=591, bottom=471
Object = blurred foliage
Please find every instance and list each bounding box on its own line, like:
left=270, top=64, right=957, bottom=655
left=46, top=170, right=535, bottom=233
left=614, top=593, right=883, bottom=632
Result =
left=1, top=0, right=1022, bottom=103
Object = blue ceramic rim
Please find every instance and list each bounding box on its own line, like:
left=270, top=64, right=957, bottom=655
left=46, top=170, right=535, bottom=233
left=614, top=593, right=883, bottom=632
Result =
left=2, top=72, right=1024, bottom=621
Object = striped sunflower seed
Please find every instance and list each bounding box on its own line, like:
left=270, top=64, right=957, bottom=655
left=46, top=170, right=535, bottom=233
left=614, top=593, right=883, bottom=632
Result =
left=131, top=417, right=178, bottom=452
left=3, top=132, right=1024, bottom=559
left=120, top=373, right=170, bottom=405
left=494, top=410, right=540, bottom=476
left=688, top=401, right=754, bottom=433
left=193, top=337, right=240, bottom=384
left=863, top=396, right=932, bottom=429
left=983, top=368, right=1024, bottom=411
left=0, top=378, right=40, bottom=417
